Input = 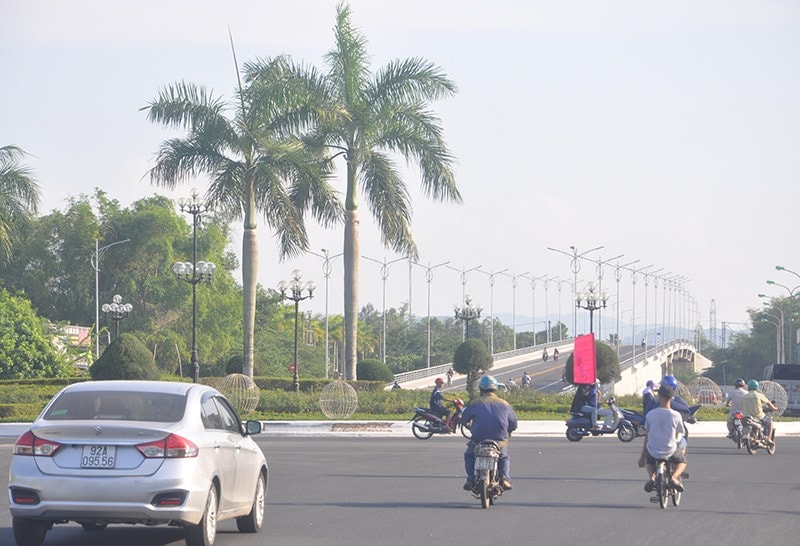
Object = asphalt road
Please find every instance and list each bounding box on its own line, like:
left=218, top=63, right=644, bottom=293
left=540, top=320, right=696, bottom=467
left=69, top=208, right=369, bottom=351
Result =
left=2, top=435, right=799, bottom=545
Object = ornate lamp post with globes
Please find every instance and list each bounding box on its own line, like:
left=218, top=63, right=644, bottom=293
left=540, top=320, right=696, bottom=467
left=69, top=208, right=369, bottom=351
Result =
left=454, top=295, right=482, bottom=340
left=575, top=281, right=608, bottom=335
left=102, top=294, right=133, bottom=339
left=173, top=189, right=216, bottom=384
left=279, top=269, right=315, bottom=394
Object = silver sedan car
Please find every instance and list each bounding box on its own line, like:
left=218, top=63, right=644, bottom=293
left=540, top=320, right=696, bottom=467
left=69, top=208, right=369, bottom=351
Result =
left=8, top=380, right=267, bottom=546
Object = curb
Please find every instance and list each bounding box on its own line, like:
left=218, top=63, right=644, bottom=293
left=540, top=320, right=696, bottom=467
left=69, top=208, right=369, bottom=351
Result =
left=3, top=421, right=799, bottom=439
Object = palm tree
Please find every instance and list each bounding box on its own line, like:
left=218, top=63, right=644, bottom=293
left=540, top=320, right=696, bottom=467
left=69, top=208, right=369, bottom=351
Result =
left=0, top=145, right=40, bottom=264
left=143, top=56, right=341, bottom=378
left=315, top=3, right=462, bottom=380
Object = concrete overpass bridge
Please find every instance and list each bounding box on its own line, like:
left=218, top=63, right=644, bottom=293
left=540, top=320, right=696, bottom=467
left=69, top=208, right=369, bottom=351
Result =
left=392, top=338, right=710, bottom=396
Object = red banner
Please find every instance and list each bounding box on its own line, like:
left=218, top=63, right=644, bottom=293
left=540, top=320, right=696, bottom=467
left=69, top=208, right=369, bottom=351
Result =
left=573, top=333, right=597, bottom=384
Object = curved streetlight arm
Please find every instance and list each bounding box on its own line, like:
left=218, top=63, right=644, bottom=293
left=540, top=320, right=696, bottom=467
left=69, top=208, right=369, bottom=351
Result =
left=92, top=238, right=131, bottom=358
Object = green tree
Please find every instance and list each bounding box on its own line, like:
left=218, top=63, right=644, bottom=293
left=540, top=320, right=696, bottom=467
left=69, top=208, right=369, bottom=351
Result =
left=143, top=57, right=341, bottom=378
left=453, top=339, right=493, bottom=399
left=90, top=332, right=160, bottom=380
left=312, top=3, right=462, bottom=380
left=0, top=145, right=40, bottom=264
left=0, top=288, right=68, bottom=379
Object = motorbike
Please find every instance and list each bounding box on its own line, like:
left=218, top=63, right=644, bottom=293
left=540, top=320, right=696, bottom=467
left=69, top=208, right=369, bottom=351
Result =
left=730, top=410, right=744, bottom=449
left=619, top=407, right=648, bottom=439
left=468, top=440, right=503, bottom=508
left=411, top=399, right=471, bottom=440
left=742, top=413, right=776, bottom=455
left=565, top=397, right=636, bottom=443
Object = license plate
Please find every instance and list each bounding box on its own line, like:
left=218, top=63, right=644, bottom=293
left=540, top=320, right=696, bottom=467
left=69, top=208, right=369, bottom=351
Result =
left=81, top=445, right=117, bottom=468
left=474, top=457, right=495, bottom=470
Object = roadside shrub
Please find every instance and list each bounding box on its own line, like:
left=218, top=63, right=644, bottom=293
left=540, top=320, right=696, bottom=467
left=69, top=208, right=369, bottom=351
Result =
left=356, top=359, right=394, bottom=382
left=90, top=333, right=160, bottom=380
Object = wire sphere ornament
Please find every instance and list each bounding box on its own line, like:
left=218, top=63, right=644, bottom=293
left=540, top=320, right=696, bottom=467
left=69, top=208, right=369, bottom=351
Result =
left=687, top=377, right=723, bottom=407
left=219, top=373, right=260, bottom=415
left=319, top=380, right=358, bottom=419
left=760, top=380, right=787, bottom=417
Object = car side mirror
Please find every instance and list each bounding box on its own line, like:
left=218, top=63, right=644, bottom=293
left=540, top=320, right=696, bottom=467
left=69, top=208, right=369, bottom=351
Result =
left=244, top=420, right=263, bottom=435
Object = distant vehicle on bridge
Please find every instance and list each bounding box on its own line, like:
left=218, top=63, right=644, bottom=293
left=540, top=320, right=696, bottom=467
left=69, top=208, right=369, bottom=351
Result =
left=763, top=364, right=800, bottom=415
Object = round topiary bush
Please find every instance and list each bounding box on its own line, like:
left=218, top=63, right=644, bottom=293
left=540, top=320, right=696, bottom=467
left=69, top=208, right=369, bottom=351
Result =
left=90, top=333, right=160, bottom=380
left=356, top=359, right=394, bottom=382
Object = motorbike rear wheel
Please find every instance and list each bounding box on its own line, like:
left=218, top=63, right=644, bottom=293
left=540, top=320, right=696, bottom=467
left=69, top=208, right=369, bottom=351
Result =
left=735, top=431, right=742, bottom=450
left=411, top=416, right=434, bottom=440
left=617, top=424, right=635, bottom=443
left=480, top=480, right=490, bottom=509
left=566, top=426, right=583, bottom=442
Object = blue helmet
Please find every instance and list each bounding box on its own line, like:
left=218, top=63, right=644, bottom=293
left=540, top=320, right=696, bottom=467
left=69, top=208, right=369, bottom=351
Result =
left=478, top=375, right=499, bottom=392
left=748, top=379, right=759, bottom=391
left=662, top=375, right=678, bottom=390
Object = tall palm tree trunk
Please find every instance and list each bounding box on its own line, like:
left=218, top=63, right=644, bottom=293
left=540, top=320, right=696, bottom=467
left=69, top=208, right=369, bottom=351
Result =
left=343, top=208, right=359, bottom=380
left=242, top=198, right=258, bottom=378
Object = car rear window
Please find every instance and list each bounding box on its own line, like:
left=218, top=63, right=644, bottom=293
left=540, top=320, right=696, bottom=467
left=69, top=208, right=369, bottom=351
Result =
left=43, top=391, right=186, bottom=422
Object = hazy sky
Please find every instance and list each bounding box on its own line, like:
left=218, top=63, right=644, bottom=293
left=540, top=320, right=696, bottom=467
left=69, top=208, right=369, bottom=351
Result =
left=3, top=1, right=799, bottom=338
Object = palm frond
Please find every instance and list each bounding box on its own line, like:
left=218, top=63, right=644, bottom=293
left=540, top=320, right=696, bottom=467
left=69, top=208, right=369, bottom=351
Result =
left=359, top=151, right=417, bottom=260
left=370, top=58, right=458, bottom=105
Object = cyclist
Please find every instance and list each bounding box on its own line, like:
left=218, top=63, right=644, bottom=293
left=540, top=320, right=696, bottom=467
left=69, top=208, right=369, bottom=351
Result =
left=638, top=384, right=687, bottom=493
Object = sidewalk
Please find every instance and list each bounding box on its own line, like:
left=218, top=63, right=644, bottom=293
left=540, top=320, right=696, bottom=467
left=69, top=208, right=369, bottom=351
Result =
left=3, top=420, right=798, bottom=438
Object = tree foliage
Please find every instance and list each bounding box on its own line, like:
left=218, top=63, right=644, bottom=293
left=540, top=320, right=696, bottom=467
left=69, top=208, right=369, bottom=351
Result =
left=90, top=332, right=160, bottom=380
left=453, top=339, right=493, bottom=398
left=0, top=145, right=40, bottom=264
left=0, top=288, right=68, bottom=379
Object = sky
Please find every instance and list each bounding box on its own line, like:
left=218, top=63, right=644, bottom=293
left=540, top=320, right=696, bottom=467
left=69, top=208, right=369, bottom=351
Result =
left=2, top=1, right=799, bottom=341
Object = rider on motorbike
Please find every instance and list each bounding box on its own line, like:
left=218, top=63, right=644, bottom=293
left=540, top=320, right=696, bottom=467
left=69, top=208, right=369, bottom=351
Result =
left=741, top=380, right=777, bottom=446
left=430, top=377, right=454, bottom=424
left=724, top=378, right=747, bottom=438
left=638, top=384, right=687, bottom=493
left=462, top=375, right=518, bottom=492
left=579, top=383, right=613, bottom=430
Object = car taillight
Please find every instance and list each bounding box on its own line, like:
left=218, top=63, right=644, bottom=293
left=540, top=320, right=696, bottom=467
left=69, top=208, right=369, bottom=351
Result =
left=136, top=434, right=198, bottom=458
left=13, top=430, right=62, bottom=457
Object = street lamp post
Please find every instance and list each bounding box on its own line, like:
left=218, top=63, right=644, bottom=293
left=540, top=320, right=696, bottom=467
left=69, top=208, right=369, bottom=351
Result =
left=447, top=264, right=481, bottom=341
left=454, top=296, right=482, bottom=340
left=548, top=245, right=603, bottom=340
left=364, top=255, right=406, bottom=364
left=575, top=281, right=608, bottom=335
left=477, top=268, right=509, bottom=354
left=173, top=190, right=216, bottom=384
left=500, top=270, right=529, bottom=350
left=279, top=269, right=315, bottom=394
left=91, top=238, right=130, bottom=358
left=101, top=294, right=133, bottom=339
left=308, top=249, right=342, bottom=379
left=412, top=261, right=450, bottom=368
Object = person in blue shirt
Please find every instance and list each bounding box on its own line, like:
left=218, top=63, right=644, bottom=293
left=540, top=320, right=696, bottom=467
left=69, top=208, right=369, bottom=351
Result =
left=429, top=377, right=452, bottom=420
left=581, top=383, right=613, bottom=429
left=461, top=375, right=518, bottom=491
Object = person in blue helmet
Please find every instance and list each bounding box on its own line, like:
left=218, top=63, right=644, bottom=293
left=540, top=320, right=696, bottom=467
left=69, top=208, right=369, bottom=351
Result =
left=645, top=375, right=692, bottom=456
left=741, top=379, right=777, bottom=446
left=461, top=375, right=518, bottom=492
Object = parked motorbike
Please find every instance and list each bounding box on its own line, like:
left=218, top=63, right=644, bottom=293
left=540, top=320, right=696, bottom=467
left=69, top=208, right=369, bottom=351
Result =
left=411, top=399, right=471, bottom=440
left=468, top=440, right=503, bottom=508
left=742, top=414, right=776, bottom=455
left=565, top=397, right=636, bottom=443
left=730, top=410, right=744, bottom=449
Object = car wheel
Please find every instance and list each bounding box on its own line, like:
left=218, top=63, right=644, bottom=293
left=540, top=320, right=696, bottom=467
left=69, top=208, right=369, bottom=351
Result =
left=186, top=485, right=218, bottom=546
left=237, top=470, right=266, bottom=533
left=13, top=517, right=49, bottom=546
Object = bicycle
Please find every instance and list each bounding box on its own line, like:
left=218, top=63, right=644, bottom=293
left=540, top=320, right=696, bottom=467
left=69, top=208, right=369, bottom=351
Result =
left=650, top=458, right=686, bottom=509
